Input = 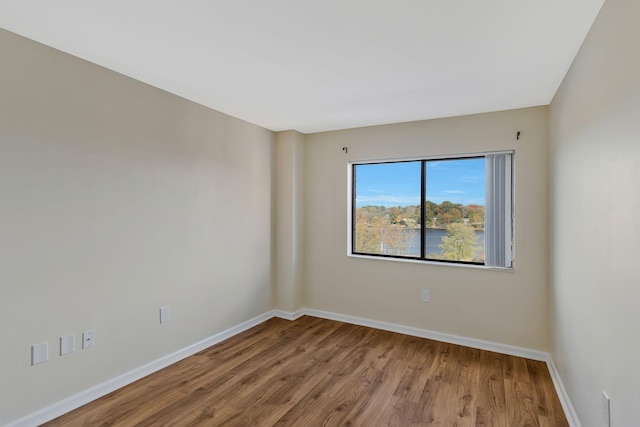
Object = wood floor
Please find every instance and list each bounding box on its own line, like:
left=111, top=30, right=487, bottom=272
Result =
left=43, top=316, right=568, bottom=426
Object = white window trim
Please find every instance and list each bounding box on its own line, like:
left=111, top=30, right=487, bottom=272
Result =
left=346, top=150, right=515, bottom=270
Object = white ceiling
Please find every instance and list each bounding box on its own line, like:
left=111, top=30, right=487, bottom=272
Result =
left=0, top=0, right=605, bottom=133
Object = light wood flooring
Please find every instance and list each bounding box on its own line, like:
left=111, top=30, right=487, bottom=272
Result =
left=43, top=316, right=568, bottom=426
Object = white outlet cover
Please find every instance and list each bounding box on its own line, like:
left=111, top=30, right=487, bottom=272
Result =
left=160, top=305, right=171, bottom=324
left=421, top=289, right=430, bottom=302
left=83, top=330, right=95, bottom=349
left=602, top=391, right=610, bottom=426
left=60, top=334, right=75, bottom=356
left=31, top=341, right=48, bottom=365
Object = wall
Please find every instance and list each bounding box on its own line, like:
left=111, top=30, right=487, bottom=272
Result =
left=303, top=107, right=550, bottom=350
left=0, top=29, right=274, bottom=424
left=274, top=130, right=305, bottom=312
left=549, top=0, right=640, bottom=425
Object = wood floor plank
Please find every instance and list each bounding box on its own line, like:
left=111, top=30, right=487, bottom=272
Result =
left=383, top=396, right=420, bottom=427
left=272, top=346, right=385, bottom=424
left=476, top=350, right=509, bottom=426
left=450, top=345, right=480, bottom=425
left=214, top=337, right=348, bottom=424
left=392, top=364, right=431, bottom=404
left=343, top=358, right=407, bottom=426
left=43, top=316, right=569, bottom=427
left=505, top=379, right=540, bottom=427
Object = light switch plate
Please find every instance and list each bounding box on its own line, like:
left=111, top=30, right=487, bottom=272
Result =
left=60, top=334, right=75, bottom=356
left=32, top=341, right=48, bottom=365
left=421, top=289, right=430, bottom=302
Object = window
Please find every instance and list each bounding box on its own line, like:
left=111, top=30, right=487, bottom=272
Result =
left=350, top=152, right=513, bottom=268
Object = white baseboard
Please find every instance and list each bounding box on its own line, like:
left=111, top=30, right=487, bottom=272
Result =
left=545, top=358, right=581, bottom=427
left=7, top=308, right=580, bottom=427
left=272, top=308, right=305, bottom=321
left=301, top=308, right=549, bottom=361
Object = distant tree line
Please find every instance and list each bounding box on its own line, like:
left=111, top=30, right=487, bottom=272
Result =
left=355, top=201, right=484, bottom=230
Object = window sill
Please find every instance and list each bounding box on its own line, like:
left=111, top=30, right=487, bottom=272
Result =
left=347, top=253, right=514, bottom=272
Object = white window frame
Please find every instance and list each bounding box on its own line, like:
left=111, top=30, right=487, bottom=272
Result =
left=347, top=151, right=514, bottom=270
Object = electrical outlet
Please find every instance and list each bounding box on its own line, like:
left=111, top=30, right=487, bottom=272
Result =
left=60, top=334, right=75, bottom=356
left=160, top=305, right=171, bottom=324
left=31, top=341, right=48, bottom=365
left=421, top=289, right=430, bottom=302
left=602, top=391, right=610, bottom=426
left=83, top=330, right=95, bottom=349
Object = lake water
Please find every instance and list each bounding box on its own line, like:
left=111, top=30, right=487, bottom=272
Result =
left=407, top=228, right=485, bottom=257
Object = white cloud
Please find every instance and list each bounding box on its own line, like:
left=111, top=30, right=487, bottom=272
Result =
left=356, top=194, right=420, bottom=206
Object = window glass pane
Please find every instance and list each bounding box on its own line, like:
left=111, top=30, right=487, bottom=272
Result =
left=354, top=162, right=421, bottom=257
left=425, top=158, right=485, bottom=263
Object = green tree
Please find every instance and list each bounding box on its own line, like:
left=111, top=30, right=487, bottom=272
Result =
left=467, top=204, right=485, bottom=229
left=449, top=207, right=463, bottom=223
left=439, top=223, right=480, bottom=261
left=424, top=206, right=435, bottom=227
left=433, top=200, right=467, bottom=227
left=387, top=207, right=401, bottom=224
left=436, top=201, right=454, bottom=216
left=355, top=223, right=382, bottom=253
left=383, top=226, right=417, bottom=255
left=425, top=200, right=438, bottom=211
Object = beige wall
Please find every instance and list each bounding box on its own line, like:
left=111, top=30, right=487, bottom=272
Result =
left=550, top=0, right=640, bottom=425
left=274, top=130, right=305, bottom=312
left=0, top=29, right=274, bottom=424
left=303, top=107, right=550, bottom=350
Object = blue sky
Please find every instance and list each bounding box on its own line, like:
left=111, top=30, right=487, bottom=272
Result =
left=354, top=158, right=485, bottom=208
